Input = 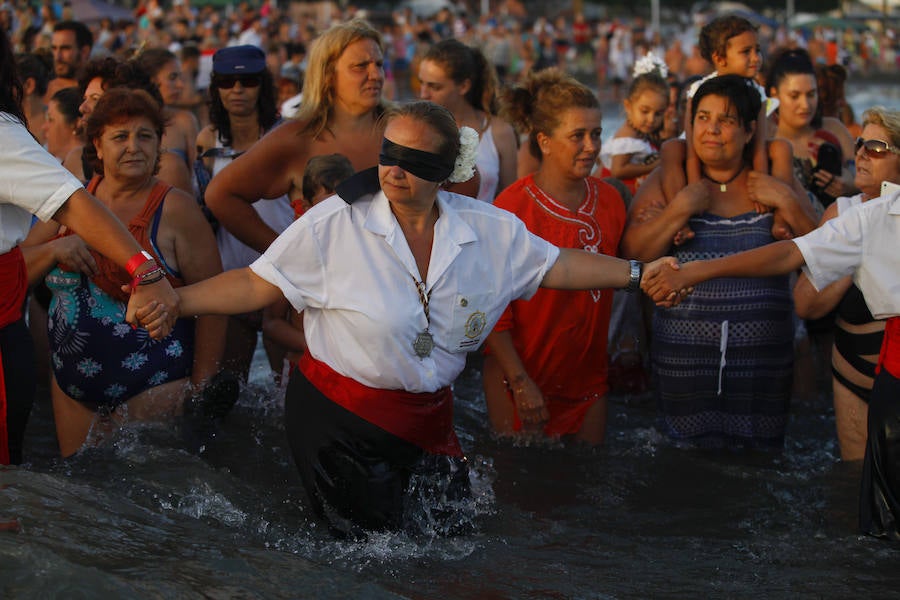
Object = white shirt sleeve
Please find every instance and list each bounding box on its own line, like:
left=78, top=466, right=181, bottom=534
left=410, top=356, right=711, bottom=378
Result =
left=249, top=215, right=325, bottom=312
left=508, top=224, right=560, bottom=302
left=793, top=207, right=864, bottom=291
left=0, top=115, right=84, bottom=252
left=0, top=116, right=83, bottom=220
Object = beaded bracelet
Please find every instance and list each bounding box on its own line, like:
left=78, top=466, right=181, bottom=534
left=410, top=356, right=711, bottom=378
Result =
left=130, top=266, right=166, bottom=290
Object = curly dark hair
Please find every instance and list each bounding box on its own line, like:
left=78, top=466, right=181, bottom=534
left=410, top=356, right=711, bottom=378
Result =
left=207, top=69, right=278, bottom=147
left=78, top=56, right=165, bottom=107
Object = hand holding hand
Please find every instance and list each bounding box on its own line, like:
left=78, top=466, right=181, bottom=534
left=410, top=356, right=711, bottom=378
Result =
left=124, top=278, right=180, bottom=339
left=641, top=257, right=693, bottom=307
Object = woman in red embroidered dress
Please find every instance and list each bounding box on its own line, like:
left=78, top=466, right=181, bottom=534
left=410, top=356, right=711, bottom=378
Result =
left=483, top=69, right=626, bottom=445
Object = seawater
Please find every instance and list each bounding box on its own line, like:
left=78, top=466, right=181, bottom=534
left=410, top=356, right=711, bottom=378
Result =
left=3, top=352, right=899, bottom=598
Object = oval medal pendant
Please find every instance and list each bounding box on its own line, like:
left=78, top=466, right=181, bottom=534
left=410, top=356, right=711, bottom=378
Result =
left=413, top=330, right=434, bottom=358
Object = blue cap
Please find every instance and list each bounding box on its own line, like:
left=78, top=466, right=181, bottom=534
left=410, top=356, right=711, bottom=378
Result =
left=212, top=45, right=266, bottom=75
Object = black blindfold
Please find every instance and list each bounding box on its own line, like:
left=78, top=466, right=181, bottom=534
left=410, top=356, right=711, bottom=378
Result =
left=379, top=138, right=454, bottom=183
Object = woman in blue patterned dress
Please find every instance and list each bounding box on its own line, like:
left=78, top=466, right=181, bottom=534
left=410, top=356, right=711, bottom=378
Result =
left=24, top=89, right=228, bottom=456
left=621, top=75, right=817, bottom=449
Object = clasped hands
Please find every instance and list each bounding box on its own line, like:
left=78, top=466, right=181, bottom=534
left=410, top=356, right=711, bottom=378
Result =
left=124, top=279, right=180, bottom=339
left=641, top=257, right=693, bottom=307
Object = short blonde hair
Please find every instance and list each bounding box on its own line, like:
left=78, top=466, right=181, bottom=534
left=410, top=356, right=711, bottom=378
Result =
left=295, top=19, right=387, bottom=137
left=862, top=106, right=900, bottom=149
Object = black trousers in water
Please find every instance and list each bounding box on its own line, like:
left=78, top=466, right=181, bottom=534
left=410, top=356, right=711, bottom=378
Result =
left=859, top=369, right=900, bottom=540
left=1, top=317, right=36, bottom=465
left=284, top=369, right=470, bottom=536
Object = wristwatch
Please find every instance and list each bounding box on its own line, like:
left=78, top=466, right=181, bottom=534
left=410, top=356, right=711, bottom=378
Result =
left=626, top=260, right=643, bottom=293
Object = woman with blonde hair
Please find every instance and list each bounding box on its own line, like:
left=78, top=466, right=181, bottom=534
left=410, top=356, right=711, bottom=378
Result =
left=204, top=20, right=389, bottom=256
left=206, top=19, right=477, bottom=257
left=793, top=106, right=900, bottom=461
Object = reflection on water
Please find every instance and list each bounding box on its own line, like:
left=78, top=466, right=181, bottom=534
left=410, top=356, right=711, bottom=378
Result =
left=3, top=350, right=900, bottom=598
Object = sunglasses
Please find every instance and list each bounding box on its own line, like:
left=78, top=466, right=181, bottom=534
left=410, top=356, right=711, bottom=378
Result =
left=854, top=137, right=900, bottom=158
left=215, top=74, right=262, bottom=89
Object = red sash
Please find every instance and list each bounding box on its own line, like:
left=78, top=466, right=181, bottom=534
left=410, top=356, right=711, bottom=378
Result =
left=298, top=353, right=462, bottom=457
left=877, top=317, right=900, bottom=379
left=0, top=247, right=27, bottom=465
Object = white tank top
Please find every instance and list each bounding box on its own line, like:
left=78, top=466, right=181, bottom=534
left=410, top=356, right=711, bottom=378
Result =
left=212, top=136, right=294, bottom=271
left=475, top=124, right=500, bottom=203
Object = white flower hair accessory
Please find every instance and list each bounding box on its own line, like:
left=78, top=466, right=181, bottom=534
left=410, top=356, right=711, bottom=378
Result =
left=632, top=52, right=668, bottom=79
left=447, top=126, right=479, bottom=183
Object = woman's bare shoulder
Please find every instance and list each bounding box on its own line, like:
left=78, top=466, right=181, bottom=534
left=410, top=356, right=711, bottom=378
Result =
left=160, top=185, right=212, bottom=229
left=196, top=125, right=217, bottom=150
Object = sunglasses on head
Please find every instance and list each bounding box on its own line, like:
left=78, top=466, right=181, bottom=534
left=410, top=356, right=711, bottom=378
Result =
left=215, top=74, right=262, bottom=89
left=854, top=137, right=900, bottom=158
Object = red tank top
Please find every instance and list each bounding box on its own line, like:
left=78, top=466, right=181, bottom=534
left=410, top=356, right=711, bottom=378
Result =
left=58, top=176, right=184, bottom=302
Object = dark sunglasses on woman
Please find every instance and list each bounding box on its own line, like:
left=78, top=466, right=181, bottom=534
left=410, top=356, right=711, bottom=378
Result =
left=855, top=137, right=900, bottom=158
left=215, top=74, right=262, bottom=89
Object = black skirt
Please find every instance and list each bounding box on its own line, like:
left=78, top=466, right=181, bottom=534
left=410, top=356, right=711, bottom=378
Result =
left=284, top=368, right=472, bottom=538
left=859, top=368, right=900, bottom=540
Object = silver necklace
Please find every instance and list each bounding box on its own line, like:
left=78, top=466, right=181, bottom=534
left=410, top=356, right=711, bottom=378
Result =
left=411, top=275, right=434, bottom=358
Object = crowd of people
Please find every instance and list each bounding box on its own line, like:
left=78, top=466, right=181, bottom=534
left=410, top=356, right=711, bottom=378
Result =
left=2, top=2, right=900, bottom=541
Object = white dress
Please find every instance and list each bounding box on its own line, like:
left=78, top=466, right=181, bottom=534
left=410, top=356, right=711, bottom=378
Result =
left=211, top=136, right=295, bottom=271
left=600, top=136, right=656, bottom=172
left=475, top=124, right=501, bottom=203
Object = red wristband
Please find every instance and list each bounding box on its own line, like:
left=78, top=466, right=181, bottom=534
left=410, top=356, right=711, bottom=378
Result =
left=125, top=250, right=155, bottom=276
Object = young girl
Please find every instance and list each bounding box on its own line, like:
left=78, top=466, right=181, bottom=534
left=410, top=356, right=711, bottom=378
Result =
left=659, top=15, right=796, bottom=243
left=600, top=52, right=669, bottom=195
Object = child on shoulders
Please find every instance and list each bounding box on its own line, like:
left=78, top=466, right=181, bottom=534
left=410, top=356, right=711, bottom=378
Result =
left=600, top=52, right=670, bottom=195
left=658, top=15, right=797, bottom=244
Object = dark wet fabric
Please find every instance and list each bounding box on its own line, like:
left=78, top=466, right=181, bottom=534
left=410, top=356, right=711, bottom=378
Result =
left=1, top=318, right=35, bottom=465
left=860, top=369, right=900, bottom=540
left=284, top=368, right=471, bottom=538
